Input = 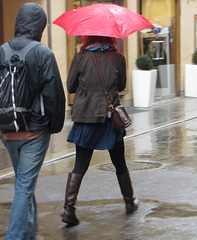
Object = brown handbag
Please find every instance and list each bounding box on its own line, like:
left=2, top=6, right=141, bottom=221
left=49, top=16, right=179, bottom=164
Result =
left=111, top=104, right=132, bottom=131
left=91, top=52, right=132, bottom=131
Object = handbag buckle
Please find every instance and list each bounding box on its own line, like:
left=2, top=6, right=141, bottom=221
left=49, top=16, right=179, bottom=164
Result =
left=108, top=104, right=114, bottom=111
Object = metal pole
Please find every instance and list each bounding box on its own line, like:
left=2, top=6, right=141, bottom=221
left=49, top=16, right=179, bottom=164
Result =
left=47, top=0, right=52, bottom=49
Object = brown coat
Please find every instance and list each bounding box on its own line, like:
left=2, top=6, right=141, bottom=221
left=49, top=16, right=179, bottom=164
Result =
left=67, top=50, right=126, bottom=123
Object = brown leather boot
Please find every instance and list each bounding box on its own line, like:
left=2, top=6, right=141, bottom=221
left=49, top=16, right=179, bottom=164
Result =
left=116, top=170, right=138, bottom=214
left=61, top=172, right=83, bottom=225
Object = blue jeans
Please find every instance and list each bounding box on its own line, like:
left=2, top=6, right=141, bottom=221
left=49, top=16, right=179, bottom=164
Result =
left=3, top=132, right=51, bottom=240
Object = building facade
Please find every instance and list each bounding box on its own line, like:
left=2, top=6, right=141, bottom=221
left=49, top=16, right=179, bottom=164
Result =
left=0, top=0, right=197, bottom=109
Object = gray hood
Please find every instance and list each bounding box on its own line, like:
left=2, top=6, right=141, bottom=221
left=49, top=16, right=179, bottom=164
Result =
left=14, top=3, right=47, bottom=41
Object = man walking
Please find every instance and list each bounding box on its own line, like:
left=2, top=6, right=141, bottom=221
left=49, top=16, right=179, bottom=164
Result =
left=0, top=3, right=65, bottom=240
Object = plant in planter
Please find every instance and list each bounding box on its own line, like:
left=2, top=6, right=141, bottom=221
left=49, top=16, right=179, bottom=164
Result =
left=192, top=50, right=197, bottom=64
left=132, top=54, right=157, bottom=108
left=185, top=50, right=197, bottom=97
left=135, top=54, right=153, bottom=70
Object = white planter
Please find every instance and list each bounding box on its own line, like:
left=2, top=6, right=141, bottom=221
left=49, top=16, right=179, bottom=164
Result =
left=185, top=64, right=197, bottom=97
left=132, top=69, right=157, bottom=108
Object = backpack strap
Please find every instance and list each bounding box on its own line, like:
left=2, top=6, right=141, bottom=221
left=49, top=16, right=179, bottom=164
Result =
left=2, top=41, right=41, bottom=62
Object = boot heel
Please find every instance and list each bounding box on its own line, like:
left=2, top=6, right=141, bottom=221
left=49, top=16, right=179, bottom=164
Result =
left=61, top=209, right=79, bottom=225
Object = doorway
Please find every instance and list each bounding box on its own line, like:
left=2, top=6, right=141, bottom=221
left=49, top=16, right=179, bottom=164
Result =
left=139, top=0, right=180, bottom=98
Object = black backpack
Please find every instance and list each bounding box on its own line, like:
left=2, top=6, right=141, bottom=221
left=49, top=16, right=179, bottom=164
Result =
left=0, top=41, right=40, bottom=132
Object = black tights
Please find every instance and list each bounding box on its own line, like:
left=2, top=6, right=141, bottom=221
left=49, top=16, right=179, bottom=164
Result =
left=72, top=140, right=128, bottom=175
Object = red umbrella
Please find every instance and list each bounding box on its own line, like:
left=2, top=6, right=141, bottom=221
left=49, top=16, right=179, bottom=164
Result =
left=53, top=4, right=154, bottom=39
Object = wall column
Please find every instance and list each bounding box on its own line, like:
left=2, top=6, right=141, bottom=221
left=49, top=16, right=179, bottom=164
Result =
left=0, top=0, right=4, bottom=45
left=123, top=1, right=138, bottom=104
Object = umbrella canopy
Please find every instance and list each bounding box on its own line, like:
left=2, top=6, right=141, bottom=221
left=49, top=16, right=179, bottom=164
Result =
left=53, top=4, right=154, bottom=39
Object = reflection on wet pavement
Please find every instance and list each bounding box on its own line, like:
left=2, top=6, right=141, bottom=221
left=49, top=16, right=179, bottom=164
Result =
left=146, top=201, right=197, bottom=218
left=38, top=119, right=197, bottom=176
left=2, top=97, right=197, bottom=178
left=2, top=198, right=197, bottom=240
left=1, top=97, right=197, bottom=239
left=0, top=97, right=194, bottom=176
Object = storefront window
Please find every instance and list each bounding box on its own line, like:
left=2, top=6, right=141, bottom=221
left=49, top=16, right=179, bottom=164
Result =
left=140, top=0, right=176, bottom=98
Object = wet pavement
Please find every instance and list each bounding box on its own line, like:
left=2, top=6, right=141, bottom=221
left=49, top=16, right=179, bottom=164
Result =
left=1, top=96, right=197, bottom=239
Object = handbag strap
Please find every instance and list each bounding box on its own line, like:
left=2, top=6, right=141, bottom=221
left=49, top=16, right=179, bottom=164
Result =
left=90, top=52, right=114, bottom=111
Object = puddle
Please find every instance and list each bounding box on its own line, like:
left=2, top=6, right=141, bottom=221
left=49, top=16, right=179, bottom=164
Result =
left=145, top=201, right=197, bottom=218
left=2, top=199, right=197, bottom=240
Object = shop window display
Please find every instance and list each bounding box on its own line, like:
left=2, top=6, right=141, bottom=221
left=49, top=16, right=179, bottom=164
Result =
left=140, top=0, right=176, bottom=98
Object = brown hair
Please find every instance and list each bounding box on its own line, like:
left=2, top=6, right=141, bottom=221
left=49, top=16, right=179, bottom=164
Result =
left=80, top=36, right=117, bottom=52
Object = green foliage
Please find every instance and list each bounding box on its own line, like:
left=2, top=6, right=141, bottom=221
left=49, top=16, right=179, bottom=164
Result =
left=135, top=54, right=153, bottom=70
left=192, top=50, right=197, bottom=64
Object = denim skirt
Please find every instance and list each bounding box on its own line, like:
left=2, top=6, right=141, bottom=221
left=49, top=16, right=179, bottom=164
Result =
left=67, top=118, right=126, bottom=150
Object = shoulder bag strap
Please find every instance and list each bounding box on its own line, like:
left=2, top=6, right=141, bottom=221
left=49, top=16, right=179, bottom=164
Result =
left=90, top=52, right=114, bottom=111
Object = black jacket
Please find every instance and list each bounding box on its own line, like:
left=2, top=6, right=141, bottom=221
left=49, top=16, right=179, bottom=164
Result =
left=0, top=3, right=65, bottom=133
left=67, top=50, right=126, bottom=123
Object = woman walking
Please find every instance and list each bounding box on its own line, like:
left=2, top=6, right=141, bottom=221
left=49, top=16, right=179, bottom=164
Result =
left=61, top=36, right=138, bottom=226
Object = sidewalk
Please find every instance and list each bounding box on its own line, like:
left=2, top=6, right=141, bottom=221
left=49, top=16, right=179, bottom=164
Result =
left=1, top=96, right=197, bottom=240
